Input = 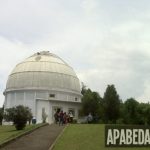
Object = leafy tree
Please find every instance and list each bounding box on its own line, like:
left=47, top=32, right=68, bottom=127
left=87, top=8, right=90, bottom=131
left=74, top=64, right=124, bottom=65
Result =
left=137, top=103, right=148, bottom=125
left=0, top=106, right=4, bottom=125
left=4, top=105, right=32, bottom=130
left=103, top=84, right=121, bottom=123
left=81, top=82, right=87, bottom=95
left=136, top=103, right=150, bottom=125
left=123, top=98, right=139, bottom=124
left=26, top=107, right=33, bottom=125
left=116, top=100, right=124, bottom=124
left=4, top=107, right=15, bottom=122
left=81, top=88, right=102, bottom=122
left=145, top=104, right=150, bottom=125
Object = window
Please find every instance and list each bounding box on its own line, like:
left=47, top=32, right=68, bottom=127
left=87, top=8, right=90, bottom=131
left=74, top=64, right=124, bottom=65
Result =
left=49, top=94, right=55, bottom=98
left=75, top=97, right=78, bottom=101
left=68, top=108, right=75, bottom=117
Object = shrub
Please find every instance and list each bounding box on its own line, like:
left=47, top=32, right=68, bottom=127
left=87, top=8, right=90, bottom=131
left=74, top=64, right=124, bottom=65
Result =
left=72, top=119, right=77, bottom=124
left=4, top=105, right=32, bottom=130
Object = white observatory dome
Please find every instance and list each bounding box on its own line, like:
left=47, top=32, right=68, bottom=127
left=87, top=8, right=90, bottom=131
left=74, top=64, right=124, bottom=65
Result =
left=4, top=51, right=81, bottom=124
left=6, top=51, right=80, bottom=93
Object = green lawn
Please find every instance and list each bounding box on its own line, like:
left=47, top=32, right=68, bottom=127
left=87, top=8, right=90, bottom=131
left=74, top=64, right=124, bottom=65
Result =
left=0, top=124, right=44, bottom=145
left=53, top=124, right=149, bottom=150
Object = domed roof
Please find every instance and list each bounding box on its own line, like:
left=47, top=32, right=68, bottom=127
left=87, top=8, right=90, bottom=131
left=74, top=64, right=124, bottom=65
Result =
left=5, top=51, right=80, bottom=93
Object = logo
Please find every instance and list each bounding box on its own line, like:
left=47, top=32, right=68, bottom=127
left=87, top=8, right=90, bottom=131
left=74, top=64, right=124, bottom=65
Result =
left=105, top=125, right=150, bottom=147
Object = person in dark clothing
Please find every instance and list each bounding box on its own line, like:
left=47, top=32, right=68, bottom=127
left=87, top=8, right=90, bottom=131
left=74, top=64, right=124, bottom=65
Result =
left=59, top=110, right=64, bottom=126
left=63, top=112, right=67, bottom=124
left=54, top=111, right=58, bottom=124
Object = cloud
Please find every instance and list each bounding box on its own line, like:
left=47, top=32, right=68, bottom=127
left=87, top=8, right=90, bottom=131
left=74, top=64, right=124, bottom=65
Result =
left=138, top=80, right=150, bottom=102
left=1, top=0, right=150, bottom=106
left=0, top=36, right=37, bottom=106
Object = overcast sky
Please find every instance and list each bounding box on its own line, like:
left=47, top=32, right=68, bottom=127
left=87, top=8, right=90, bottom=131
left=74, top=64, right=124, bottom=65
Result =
left=0, top=0, right=150, bottom=106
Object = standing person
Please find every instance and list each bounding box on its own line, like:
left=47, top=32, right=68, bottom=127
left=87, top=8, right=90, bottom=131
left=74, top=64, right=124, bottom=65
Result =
left=59, top=110, right=64, bottom=126
left=87, top=113, right=93, bottom=124
left=54, top=111, right=58, bottom=124
left=66, top=113, right=70, bottom=123
left=63, top=112, right=67, bottom=124
left=69, top=112, right=73, bottom=123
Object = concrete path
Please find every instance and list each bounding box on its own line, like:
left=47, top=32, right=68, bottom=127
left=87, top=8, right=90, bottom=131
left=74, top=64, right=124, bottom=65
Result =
left=1, top=124, right=65, bottom=150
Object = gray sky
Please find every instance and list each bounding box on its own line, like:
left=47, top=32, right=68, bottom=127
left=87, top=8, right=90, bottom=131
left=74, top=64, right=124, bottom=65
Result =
left=0, top=0, right=150, bottom=106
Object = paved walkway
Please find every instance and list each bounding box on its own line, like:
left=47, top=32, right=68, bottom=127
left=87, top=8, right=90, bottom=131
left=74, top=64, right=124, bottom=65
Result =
left=1, top=124, right=65, bottom=150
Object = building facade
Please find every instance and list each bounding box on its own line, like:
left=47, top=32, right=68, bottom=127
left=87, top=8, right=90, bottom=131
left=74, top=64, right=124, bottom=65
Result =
left=3, top=51, right=81, bottom=124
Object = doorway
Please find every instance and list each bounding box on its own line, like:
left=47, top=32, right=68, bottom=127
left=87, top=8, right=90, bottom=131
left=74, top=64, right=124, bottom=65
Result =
left=52, top=106, right=62, bottom=122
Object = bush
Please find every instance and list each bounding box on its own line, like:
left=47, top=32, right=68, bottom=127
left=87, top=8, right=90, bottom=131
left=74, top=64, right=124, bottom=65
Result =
left=116, top=118, right=124, bottom=124
left=4, top=105, right=32, bottom=130
left=72, top=119, right=77, bottom=124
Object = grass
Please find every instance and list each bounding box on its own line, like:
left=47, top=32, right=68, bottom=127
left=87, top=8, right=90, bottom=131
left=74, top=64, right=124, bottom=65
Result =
left=53, top=124, right=149, bottom=150
left=0, top=123, right=44, bottom=145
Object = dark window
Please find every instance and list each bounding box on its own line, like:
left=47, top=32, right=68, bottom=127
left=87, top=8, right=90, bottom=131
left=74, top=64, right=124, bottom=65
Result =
left=49, top=94, right=55, bottom=98
left=68, top=108, right=75, bottom=116
left=75, top=97, right=78, bottom=101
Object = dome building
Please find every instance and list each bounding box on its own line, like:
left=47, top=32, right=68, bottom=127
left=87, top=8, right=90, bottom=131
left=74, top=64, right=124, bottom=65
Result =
left=4, top=51, right=81, bottom=124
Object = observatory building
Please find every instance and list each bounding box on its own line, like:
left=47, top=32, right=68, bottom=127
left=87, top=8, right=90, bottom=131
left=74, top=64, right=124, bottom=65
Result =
left=3, top=51, right=81, bottom=123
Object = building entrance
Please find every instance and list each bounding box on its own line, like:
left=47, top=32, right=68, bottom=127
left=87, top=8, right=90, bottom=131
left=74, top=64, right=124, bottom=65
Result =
left=52, top=106, right=62, bottom=122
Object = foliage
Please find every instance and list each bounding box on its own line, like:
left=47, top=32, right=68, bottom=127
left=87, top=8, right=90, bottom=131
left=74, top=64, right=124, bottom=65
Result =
left=123, top=98, right=139, bottom=124
left=81, top=83, right=150, bottom=125
left=81, top=88, right=102, bottom=121
left=4, top=107, right=15, bottom=122
left=0, top=106, right=4, bottom=125
left=26, top=107, right=33, bottom=124
left=4, top=105, right=32, bottom=130
left=103, top=85, right=121, bottom=123
left=122, top=99, right=150, bottom=125
left=81, top=82, right=87, bottom=95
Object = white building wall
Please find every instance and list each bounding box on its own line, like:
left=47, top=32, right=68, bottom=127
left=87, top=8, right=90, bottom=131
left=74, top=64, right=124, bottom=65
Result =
left=16, top=91, right=24, bottom=105
left=4, top=90, right=81, bottom=124
left=36, top=99, right=50, bottom=123
left=24, top=91, right=36, bottom=116
left=36, top=91, right=48, bottom=99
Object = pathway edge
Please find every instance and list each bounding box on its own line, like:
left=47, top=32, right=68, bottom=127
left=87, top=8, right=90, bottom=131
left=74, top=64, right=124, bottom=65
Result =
left=49, top=124, right=68, bottom=150
left=0, top=123, right=48, bottom=148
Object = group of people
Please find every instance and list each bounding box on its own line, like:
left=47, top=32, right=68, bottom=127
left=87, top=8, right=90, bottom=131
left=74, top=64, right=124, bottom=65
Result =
left=54, top=110, right=74, bottom=126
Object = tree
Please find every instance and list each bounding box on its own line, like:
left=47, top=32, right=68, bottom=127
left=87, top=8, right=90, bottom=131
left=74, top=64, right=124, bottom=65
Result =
left=4, top=107, right=15, bottom=122
left=81, top=88, right=102, bottom=122
left=103, top=84, right=121, bottom=123
left=145, top=104, right=150, bottom=125
left=123, top=98, right=139, bottom=124
left=137, top=103, right=147, bottom=125
left=0, top=106, right=4, bottom=125
left=4, top=105, right=32, bottom=130
left=81, top=82, right=87, bottom=95
left=136, top=102, right=150, bottom=125
left=26, top=107, right=33, bottom=125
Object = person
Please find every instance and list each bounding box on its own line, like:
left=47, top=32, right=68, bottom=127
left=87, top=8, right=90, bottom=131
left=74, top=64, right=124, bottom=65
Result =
left=87, top=113, right=93, bottom=123
left=63, top=112, right=67, bottom=124
left=32, top=116, right=36, bottom=124
left=59, top=110, right=64, bottom=126
left=66, top=113, right=70, bottom=123
left=69, top=112, right=73, bottom=123
left=54, top=111, right=58, bottom=124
